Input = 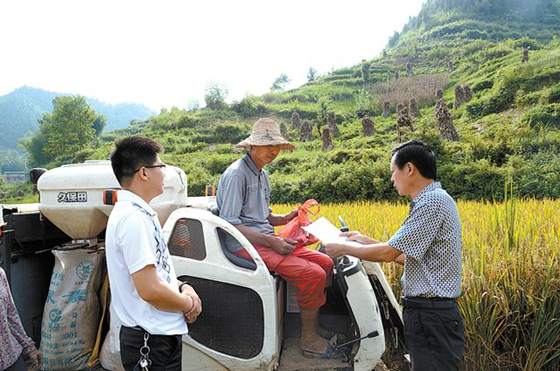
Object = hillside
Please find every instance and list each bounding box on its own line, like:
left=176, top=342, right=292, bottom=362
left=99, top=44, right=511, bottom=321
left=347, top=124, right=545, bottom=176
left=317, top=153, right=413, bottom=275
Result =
left=16, top=0, right=560, bottom=204
left=0, top=86, right=154, bottom=151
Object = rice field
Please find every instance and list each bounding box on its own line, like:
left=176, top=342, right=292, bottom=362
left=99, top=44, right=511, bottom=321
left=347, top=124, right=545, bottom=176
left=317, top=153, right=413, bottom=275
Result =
left=274, top=196, right=560, bottom=370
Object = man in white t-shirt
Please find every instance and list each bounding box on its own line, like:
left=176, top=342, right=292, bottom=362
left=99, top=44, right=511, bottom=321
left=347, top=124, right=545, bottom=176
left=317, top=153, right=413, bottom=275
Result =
left=106, top=136, right=202, bottom=371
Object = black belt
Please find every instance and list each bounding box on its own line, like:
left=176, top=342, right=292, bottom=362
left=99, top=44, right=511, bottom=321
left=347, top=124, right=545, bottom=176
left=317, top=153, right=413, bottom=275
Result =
left=123, top=325, right=145, bottom=331
left=403, top=297, right=456, bottom=310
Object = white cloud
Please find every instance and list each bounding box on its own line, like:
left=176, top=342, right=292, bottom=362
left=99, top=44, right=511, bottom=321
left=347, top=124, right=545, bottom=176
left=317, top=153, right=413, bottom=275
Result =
left=0, top=0, right=425, bottom=111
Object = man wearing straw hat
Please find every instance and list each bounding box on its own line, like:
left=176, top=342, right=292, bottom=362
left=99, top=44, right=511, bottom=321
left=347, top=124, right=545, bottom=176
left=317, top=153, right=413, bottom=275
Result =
left=217, top=118, right=342, bottom=359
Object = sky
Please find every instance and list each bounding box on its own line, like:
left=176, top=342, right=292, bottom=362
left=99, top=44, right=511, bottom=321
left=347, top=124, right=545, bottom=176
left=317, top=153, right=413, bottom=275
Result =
left=0, top=0, right=426, bottom=112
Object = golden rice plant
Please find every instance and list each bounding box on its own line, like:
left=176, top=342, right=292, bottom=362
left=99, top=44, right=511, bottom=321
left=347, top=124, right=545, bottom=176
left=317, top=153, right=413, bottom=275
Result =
left=273, top=196, right=560, bottom=370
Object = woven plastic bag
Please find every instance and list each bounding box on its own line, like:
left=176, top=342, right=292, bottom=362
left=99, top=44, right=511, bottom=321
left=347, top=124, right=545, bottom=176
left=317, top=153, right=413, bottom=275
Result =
left=277, top=199, right=320, bottom=248
left=40, top=247, right=104, bottom=370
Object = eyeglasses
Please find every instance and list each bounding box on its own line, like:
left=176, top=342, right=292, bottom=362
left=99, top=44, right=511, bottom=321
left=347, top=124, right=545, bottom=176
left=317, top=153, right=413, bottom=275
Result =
left=133, top=163, right=166, bottom=173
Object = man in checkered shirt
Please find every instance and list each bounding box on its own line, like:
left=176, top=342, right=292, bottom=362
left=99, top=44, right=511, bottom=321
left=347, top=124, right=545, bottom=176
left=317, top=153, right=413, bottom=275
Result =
left=324, top=140, right=464, bottom=370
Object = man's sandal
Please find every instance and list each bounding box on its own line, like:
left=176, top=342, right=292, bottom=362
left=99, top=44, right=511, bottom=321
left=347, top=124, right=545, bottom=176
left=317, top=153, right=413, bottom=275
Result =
left=317, top=328, right=347, bottom=344
left=302, top=344, right=345, bottom=359
left=317, top=327, right=336, bottom=340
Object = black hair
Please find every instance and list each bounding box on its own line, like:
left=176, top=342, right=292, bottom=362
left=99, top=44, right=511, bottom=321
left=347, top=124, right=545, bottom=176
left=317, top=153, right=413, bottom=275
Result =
left=391, top=140, right=437, bottom=180
left=110, top=136, right=163, bottom=185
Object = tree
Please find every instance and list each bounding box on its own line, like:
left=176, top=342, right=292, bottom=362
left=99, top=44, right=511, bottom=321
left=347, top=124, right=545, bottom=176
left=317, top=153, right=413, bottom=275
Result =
left=204, top=82, right=228, bottom=110
left=271, top=74, right=291, bottom=92
left=21, top=95, right=105, bottom=166
left=307, top=67, right=318, bottom=82
left=42, top=96, right=103, bottom=163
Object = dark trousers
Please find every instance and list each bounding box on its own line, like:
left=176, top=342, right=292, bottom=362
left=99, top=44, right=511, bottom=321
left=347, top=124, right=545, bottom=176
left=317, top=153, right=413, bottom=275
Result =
left=120, top=326, right=182, bottom=371
left=5, top=353, right=26, bottom=371
left=403, top=298, right=465, bottom=371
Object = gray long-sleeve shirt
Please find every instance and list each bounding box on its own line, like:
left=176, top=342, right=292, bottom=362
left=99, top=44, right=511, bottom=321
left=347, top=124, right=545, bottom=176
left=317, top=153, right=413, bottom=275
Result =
left=217, top=154, right=274, bottom=252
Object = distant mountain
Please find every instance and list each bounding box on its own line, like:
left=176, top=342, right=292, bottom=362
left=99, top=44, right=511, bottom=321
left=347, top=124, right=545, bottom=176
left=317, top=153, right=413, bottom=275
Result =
left=0, top=86, right=154, bottom=150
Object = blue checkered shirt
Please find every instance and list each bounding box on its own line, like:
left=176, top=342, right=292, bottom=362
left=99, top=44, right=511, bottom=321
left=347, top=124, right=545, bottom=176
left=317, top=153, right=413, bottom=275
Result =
left=388, top=182, right=462, bottom=298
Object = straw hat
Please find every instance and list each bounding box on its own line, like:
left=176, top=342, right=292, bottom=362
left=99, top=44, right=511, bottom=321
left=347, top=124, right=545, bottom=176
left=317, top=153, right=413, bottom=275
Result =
left=235, top=118, right=295, bottom=151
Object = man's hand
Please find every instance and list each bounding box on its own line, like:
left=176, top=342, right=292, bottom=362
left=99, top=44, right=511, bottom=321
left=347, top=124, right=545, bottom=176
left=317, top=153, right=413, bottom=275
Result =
left=180, top=284, right=202, bottom=323
left=26, top=349, right=43, bottom=370
left=132, top=266, right=196, bottom=313
left=183, top=295, right=202, bottom=323
left=268, top=209, right=299, bottom=226
left=323, top=242, right=348, bottom=258
left=341, top=231, right=378, bottom=245
left=325, top=239, right=402, bottom=263
left=283, top=209, right=299, bottom=223
left=270, top=236, right=297, bottom=255
left=394, top=253, right=405, bottom=265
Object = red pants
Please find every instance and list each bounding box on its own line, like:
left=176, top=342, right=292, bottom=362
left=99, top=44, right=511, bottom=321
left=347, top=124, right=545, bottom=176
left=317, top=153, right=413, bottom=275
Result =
left=235, top=245, right=333, bottom=309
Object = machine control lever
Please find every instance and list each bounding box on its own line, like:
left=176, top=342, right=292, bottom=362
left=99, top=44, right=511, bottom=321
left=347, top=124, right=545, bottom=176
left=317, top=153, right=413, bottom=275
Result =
left=336, top=330, right=380, bottom=348
left=338, top=215, right=349, bottom=232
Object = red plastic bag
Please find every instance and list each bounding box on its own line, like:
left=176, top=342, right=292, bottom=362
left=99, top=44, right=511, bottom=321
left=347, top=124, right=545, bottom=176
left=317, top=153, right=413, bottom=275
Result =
left=277, top=199, right=320, bottom=248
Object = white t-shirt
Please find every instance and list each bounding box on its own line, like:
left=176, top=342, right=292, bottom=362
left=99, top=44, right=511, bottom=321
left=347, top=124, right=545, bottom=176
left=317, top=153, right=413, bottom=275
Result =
left=106, top=190, right=187, bottom=335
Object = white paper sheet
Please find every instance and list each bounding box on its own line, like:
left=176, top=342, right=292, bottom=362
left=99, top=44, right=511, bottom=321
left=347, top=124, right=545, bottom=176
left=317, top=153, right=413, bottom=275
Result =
left=303, top=217, right=361, bottom=246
